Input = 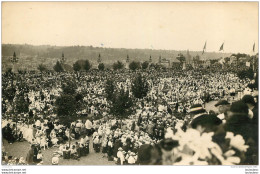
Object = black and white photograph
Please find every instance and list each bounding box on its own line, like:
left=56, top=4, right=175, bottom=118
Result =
left=1, top=1, right=259, bottom=169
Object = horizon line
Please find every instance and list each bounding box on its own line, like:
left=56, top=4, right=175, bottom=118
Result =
left=2, top=43, right=241, bottom=55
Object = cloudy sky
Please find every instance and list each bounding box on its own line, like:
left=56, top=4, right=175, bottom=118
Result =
left=2, top=2, right=258, bottom=54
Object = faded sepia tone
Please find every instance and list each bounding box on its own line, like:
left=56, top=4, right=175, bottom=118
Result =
left=2, top=2, right=258, bottom=53
left=1, top=2, right=258, bottom=166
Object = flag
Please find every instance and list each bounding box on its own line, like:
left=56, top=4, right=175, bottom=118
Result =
left=253, top=43, right=255, bottom=52
left=219, top=43, right=224, bottom=51
left=203, top=41, right=207, bottom=50
left=202, top=41, right=207, bottom=54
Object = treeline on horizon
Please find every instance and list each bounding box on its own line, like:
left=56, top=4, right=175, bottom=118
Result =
left=2, top=44, right=232, bottom=63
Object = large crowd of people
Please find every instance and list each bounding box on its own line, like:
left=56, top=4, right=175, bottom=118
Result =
left=1, top=64, right=258, bottom=165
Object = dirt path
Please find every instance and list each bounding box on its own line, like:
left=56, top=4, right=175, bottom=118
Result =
left=3, top=137, right=115, bottom=165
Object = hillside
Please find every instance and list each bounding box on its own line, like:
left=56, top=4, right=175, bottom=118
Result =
left=2, top=44, right=232, bottom=71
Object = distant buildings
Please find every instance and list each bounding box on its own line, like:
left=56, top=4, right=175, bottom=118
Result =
left=158, top=56, right=171, bottom=68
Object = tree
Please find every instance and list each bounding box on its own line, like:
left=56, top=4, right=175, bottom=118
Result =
left=55, top=79, right=78, bottom=122
left=12, top=93, right=29, bottom=135
left=231, top=53, right=249, bottom=59
left=18, top=69, right=26, bottom=75
left=113, top=61, right=124, bottom=70
left=15, top=94, right=29, bottom=114
left=84, top=60, right=92, bottom=71
left=176, top=54, right=186, bottom=63
left=55, top=93, right=77, bottom=148
left=224, top=57, right=230, bottom=63
left=75, top=93, right=83, bottom=102
left=3, top=86, right=16, bottom=103
left=73, top=61, right=81, bottom=72
left=231, top=53, right=250, bottom=68
left=55, top=94, right=77, bottom=118
left=73, top=61, right=81, bottom=81
left=142, top=61, right=149, bottom=69
left=149, top=63, right=162, bottom=70
left=55, top=79, right=80, bottom=147
left=53, top=61, right=64, bottom=72
left=110, top=90, right=133, bottom=119
left=62, top=80, right=77, bottom=95
left=105, top=79, right=115, bottom=101
left=29, top=110, right=34, bottom=118
left=237, top=68, right=254, bottom=80
left=38, top=64, right=48, bottom=73
left=129, top=61, right=141, bottom=71
left=98, top=63, right=105, bottom=71
left=5, top=68, right=13, bottom=75
left=132, top=73, right=149, bottom=99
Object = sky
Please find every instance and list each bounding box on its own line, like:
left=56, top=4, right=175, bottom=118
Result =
left=2, top=2, right=259, bottom=54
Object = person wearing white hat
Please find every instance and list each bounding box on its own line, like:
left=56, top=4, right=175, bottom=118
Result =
left=51, top=153, right=59, bottom=165
left=80, top=137, right=86, bottom=145
left=18, top=157, right=25, bottom=165
left=116, top=147, right=125, bottom=165
left=93, top=136, right=101, bottom=153
left=85, top=119, right=93, bottom=136
left=127, top=152, right=136, bottom=165
left=40, top=136, right=48, bottom=150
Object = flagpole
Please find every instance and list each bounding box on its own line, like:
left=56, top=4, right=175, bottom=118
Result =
left=202, top=41, right=207, bottom=66
left=222, top=49, right=224, bottom=70
left=252, top=42, right=255, bottom=72
left=219, top=42, right=224, bottom=69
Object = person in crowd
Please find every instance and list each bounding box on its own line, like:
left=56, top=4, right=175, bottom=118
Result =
left=85, top=119, right=93, bottom=136
left=1, top=66, right=258, bottom=165
left=189, top=104, right=222, bottom=132
left=36, top=150, right=43, bottom=163
left=107, top=138, right=114, bottom=161
left=25, top=145, right=35, bottom=165
left=116, top=147, right=125, bottom=165
left=214, top=99, right=231, bottom=124
left=242, top=95, right=258, bottom=122
left=51, top=153, right=59, bottom=165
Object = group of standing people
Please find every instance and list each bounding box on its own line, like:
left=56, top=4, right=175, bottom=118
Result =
left=1, top=65, right=258, bottom=165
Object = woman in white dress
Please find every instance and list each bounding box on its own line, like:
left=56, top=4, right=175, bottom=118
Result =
left=50, top=129, right=58, bottom=147
left=35, top=129, right=42, bottom=144
left=40, top=136, right=48, bottom=150
left=25, top=125, right=34, bottom=143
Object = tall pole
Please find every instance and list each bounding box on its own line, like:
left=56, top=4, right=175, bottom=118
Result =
left=98, top=53, right=101, bottom=64
left=252, top=44, right=255, bottom=72
left=253, top=55, right=255, bottom=72
left=16, top=111, right=18, bottom=138
left=11, top=52, right=19, bottom=137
